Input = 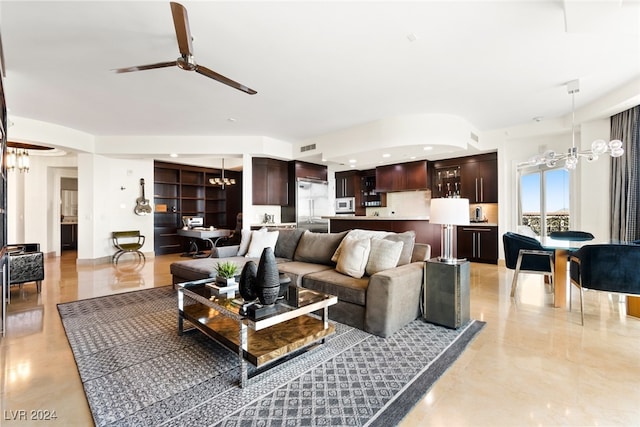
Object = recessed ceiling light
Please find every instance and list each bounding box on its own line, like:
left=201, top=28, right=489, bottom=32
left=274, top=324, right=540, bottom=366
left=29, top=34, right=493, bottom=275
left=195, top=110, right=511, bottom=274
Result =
left=423, top=146, right=433, bottom=151
left=170, top=153, right=178, bottom=158
left=227, top=117, right=237, bottom=122
left=349, top=159, right=357, bottom=163
left=407, top=33, right=418, bottom=42
left=382, top=153, right=391, bottom=158
left=410, top=156, right=416, bottom=159
left=533, top=116, right=543, bottom=122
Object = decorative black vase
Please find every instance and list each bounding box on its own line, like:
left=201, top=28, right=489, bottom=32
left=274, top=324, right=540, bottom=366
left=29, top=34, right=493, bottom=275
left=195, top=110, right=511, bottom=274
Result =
left=239, top=261, right=258, bottom=301
left=255, top=247, right=280, bottom=306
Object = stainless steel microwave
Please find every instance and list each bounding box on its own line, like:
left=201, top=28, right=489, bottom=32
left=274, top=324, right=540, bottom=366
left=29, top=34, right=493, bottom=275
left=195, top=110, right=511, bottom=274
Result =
left=335, top=197, right=355, bottom=213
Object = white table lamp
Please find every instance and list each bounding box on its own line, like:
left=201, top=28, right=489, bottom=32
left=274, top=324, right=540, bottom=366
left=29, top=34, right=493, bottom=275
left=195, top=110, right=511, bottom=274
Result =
left=430, top=197, right=470, bottom=263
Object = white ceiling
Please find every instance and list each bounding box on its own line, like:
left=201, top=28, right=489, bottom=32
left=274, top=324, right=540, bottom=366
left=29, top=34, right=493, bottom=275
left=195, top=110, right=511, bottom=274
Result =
left=1, top=1, right=639, bottom=169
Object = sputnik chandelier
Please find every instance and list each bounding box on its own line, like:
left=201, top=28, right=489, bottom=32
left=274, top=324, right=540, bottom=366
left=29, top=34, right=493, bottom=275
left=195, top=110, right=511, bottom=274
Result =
left=527, top=79, right=623, bottom=170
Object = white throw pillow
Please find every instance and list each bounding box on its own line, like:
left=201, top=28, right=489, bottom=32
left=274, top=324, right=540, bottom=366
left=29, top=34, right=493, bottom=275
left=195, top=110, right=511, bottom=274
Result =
left=366, top=238, right=404, bottom=276
left=245, top=230, right=280, bottom=258
left=336, top=237, right=371, bottom=279
left=236, top=229, right=255, bottom=256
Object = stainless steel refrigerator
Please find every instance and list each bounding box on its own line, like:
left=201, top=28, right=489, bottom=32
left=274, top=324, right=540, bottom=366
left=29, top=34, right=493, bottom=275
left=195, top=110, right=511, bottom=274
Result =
left=295, top=178, right=330, bottom=232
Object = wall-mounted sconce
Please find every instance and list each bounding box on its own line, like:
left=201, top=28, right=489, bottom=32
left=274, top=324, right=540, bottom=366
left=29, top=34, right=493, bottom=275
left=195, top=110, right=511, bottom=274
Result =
left=6, top=147, right=30, bottom=173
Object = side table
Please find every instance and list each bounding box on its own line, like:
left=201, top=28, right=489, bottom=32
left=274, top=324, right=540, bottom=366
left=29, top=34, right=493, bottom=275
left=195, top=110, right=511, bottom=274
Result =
left=423, top=258, right=470, bottom=329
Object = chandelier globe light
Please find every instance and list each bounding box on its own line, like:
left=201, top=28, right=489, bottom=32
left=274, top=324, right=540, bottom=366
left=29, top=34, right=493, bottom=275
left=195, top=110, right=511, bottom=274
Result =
left=527, top=79, right=623, bottom=170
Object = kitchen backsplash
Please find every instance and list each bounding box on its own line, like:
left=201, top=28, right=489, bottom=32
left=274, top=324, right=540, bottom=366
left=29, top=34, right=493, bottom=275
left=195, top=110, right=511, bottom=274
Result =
left=366, top=190, right=498, bottom=223
left=366, top=190, right=431, bottom=217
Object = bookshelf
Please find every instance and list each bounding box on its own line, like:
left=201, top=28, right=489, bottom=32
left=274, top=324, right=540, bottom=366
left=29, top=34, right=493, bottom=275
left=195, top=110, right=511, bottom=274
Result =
left=153, top=161, right=242, bottom=255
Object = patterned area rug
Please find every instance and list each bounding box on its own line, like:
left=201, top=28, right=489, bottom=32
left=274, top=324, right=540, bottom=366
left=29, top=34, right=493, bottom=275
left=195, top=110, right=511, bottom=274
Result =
left=57, top=286, right=484, bottom=427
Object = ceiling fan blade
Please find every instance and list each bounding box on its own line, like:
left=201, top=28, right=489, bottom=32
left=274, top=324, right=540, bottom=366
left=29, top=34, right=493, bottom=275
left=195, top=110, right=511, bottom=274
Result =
left=170, top=2, right=193, bottom=56
left=195, top=64, right=257, bottom=95
left=113, top=61, right=177, bottom=73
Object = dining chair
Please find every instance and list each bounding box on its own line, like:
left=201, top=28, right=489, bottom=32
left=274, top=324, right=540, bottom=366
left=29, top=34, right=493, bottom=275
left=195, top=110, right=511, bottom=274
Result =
left=503, top=232, right=555, bottom=301
left=549, top=231, right=594, bottom=241
left=569, top=243, right=640, bottom=325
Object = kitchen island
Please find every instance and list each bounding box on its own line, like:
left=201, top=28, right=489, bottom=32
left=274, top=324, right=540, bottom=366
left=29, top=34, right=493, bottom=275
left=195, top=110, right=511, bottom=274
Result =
left=326, top=216, right=442, bottom=257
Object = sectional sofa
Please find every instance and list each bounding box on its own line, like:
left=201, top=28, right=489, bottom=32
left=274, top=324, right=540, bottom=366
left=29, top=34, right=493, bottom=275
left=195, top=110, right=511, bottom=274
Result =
left=170, top=228, right=431, bottom=337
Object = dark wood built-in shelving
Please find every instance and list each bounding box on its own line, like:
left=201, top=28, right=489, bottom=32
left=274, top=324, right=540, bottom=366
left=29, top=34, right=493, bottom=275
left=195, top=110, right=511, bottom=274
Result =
left=153, top=161, right=242, bottom=255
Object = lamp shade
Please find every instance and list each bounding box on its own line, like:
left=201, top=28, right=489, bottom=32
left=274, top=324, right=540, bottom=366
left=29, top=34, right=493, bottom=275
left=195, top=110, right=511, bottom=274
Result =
left=429, top=198, right=470, bottom=226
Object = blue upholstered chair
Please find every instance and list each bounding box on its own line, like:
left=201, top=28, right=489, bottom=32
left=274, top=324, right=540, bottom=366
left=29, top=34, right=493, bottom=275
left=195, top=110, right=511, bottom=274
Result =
left=549, top=231, right=594, bottom=241
left=503, top=232, right=555, bottom=301
left=569, top=244, right=640, bottom=325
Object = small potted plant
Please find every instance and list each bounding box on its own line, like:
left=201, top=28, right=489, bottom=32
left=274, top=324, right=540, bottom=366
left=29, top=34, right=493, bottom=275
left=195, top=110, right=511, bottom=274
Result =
left=215, top=261, right=239, bottom=287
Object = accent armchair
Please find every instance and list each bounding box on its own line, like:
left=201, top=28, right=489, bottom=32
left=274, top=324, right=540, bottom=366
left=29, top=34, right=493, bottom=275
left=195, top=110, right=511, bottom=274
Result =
left=503, top=232, right=555, bottom=301
left=569, top=243, right=640, bottom=325
left=7, top=243, right=45, bottom=301
left=112, top=231, right=145, bottom=264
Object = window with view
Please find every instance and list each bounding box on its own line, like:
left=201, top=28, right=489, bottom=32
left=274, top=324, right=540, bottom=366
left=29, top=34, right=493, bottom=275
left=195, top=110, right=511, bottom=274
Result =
left=518, top=166, right=571, bottom=237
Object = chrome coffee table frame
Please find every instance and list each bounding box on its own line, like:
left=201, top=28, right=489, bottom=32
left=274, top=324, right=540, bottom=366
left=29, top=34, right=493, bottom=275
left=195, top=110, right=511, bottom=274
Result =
left=175, top=278, right=337, bottom=388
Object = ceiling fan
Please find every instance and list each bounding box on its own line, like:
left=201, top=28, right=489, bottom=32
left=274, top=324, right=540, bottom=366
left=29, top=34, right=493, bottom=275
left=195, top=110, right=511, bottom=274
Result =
left=113, top=2, right=257, bottom=95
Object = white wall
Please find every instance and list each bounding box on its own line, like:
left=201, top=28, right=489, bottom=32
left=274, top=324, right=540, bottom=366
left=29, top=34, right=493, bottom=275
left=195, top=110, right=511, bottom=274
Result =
left=76, top=154, right=154, bottom=263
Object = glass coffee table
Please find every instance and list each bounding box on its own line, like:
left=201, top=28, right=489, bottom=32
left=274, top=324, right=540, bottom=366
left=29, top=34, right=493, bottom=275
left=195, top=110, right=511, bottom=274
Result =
left=175, top=278, right=337, bottom=388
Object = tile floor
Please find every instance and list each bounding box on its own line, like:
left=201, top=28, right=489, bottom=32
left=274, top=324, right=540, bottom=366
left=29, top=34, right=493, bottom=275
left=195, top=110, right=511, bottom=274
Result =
left=1, top=251, right=639, bottom=426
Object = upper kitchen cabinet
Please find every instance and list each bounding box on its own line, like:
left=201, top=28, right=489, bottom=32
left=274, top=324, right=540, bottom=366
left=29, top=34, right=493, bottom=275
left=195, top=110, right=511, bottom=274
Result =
left=335, top=170, right=360, bottom=198
left=291, top=160, right=328, bottom=181
left=252, top=157, right=289, bottom=205
left=431, top=153, right=497, bottom=203
left=459, top=153, right=497, bottom=203
left=375, top=160, right=428, bottom=192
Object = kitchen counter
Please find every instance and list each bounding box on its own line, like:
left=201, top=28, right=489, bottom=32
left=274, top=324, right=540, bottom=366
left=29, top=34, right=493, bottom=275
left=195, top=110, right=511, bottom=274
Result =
left=250, top=222, right=297, bottom=229
left=327, top=216, right=441, bottom=255
left=324, top=216, right=429, bottom=221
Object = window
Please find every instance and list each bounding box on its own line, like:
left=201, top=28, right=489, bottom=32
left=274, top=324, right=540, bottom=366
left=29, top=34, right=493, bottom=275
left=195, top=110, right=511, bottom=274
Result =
left=518, top=166, right=571, bottom=237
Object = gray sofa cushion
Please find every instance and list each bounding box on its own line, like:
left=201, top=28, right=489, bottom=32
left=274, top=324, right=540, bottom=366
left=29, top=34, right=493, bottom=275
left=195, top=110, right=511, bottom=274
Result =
left=293, top=231, right=348, bottom=265
left=277, top=261, right=333, bottom=286
left=170, top=256, right=289, bottom=282
left=274, top=228, right=305, bottom=259
left=384, top=230, right=416, bottom=266
left=302, top=268, right=368, bottom=306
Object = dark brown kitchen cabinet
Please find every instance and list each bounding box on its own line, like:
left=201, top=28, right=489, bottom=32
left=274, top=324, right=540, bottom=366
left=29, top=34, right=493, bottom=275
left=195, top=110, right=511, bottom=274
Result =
left=360, top=169, right=386, bottom=208
left=335, top=171, right=360, bottom=198
left=61, top=223, right=77, bottom=250
left=252, top=157, right=289, bottom=206
left=290, top=160, right=327, bottom=181
left=457, top=226, right=498, bottom=264
left=375, top=160, right=428, bottom=192
left=459, top=156, right=497, bottom=203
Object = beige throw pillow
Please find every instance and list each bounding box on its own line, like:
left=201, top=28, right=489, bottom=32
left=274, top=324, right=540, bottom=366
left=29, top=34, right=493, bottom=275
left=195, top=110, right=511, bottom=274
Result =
left=245, top=230, right=279, bottom=258
left=336, top=237, right=371, bottom=279
left=366, top=238, right=404, bottom=275
left=331, top=229, right=389, bottom=262
left=236, top=228, right=255, bottom=256
left=384, top=231, right=416, bottom=265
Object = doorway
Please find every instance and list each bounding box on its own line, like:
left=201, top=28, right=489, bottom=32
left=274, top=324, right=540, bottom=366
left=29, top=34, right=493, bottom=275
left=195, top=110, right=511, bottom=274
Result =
left=60, top=178, right=78, bottom=251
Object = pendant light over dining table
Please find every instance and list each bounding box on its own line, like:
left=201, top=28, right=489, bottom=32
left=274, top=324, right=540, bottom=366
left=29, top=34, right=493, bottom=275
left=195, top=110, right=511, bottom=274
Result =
left=526, top=79, right=624, bottom=170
